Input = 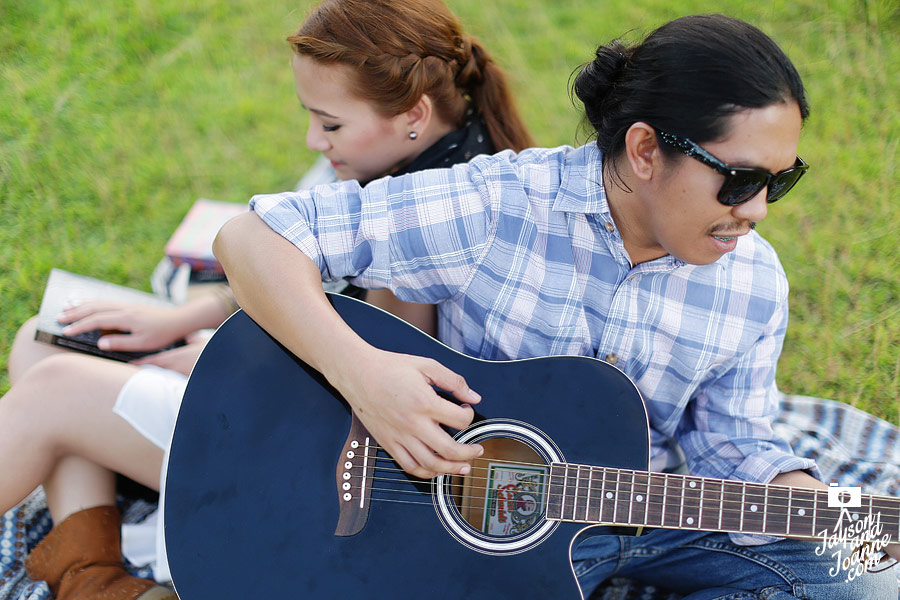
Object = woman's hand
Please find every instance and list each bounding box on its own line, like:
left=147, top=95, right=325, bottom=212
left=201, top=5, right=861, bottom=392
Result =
left=131, top=336, right=210, bottom=375
left=333, top=346, right=483, bottom=480
left=59, top=301, right=184, bottom=352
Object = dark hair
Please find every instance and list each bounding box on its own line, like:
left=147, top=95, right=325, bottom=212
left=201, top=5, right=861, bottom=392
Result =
left=572, top=14, right=809, bottom=179
left=288, top=0, right=534, bottom=152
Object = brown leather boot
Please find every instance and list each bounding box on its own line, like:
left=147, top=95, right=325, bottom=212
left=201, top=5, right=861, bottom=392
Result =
left=24, top=505, right=177, bottom=600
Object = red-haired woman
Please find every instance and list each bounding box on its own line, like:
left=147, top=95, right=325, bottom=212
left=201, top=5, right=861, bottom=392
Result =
left=0, top=2, right=532, bottom=599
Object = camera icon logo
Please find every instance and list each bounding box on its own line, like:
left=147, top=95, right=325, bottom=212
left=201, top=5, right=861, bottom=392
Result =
left=827, top=483, right=861, bottom=508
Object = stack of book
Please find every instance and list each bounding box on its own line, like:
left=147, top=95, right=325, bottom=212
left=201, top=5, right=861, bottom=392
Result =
left=152, top=199, right=246, bottom=302
left=164, top=198, right=247, bottom=280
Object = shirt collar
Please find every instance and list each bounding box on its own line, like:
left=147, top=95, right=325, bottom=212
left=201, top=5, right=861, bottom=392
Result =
left=551, top=144, right=693, bottom=271
left=551, top=144, right=610, bottom=216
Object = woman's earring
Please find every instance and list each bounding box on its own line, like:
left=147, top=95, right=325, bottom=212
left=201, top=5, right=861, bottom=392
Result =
left=408, top=131, right=418, bottom=140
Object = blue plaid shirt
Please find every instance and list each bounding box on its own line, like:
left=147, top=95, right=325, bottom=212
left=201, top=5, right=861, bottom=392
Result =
left=251, top=143, right=817, bottom=503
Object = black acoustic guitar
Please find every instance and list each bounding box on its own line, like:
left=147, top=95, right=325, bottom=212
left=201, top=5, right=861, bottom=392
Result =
left=165, top=293, right=898, bottom=599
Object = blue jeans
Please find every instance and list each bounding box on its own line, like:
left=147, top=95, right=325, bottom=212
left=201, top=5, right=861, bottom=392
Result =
left=573, top=528, right=898, bottom=599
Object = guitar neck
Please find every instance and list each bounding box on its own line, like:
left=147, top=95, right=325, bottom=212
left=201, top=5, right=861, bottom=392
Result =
left=546, top=463, right=900, bottom=542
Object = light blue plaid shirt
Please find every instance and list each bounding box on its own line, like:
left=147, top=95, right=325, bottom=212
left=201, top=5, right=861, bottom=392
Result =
left=251, top=143, right=817, bottom=500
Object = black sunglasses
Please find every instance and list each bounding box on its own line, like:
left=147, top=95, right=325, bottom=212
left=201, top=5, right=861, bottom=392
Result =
left=655, top=129, right=809, bottom=206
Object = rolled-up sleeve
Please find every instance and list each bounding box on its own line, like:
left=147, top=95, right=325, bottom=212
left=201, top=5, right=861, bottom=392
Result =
left=250, top=158, right=501, bottom=303
left=676, top=292, right=820, bottom=485
left=674, top=289, right=820, bottom=546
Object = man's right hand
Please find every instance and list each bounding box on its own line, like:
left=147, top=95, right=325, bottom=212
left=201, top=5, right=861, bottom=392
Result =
left=332, top=346, right=484, bottom=479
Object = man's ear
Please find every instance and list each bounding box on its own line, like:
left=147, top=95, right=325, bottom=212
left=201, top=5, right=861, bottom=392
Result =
left=623, top=122, right=661, bottom=182
left=405, top=94, right=434, bottom=136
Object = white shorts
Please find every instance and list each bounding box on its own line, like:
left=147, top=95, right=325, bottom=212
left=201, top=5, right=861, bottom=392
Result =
left=112, top=365, right=188, bottom=583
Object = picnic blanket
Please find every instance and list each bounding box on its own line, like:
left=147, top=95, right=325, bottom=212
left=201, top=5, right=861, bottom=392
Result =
left=2, top=394, right=898, bottom=600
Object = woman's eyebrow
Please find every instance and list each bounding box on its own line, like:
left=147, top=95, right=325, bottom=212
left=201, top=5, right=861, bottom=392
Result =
left=299, top=101, right=339, bottom=119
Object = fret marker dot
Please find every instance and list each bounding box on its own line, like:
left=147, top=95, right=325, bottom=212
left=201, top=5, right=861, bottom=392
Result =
left=606, top=492, right=614, bottom=499
left=798, top=509, right=806, bottom=516
left=636, top=495, right=644, bottom=502
left=686, top=517, right=694, bottom=525
left=750, top=505, right=758, bottom=512
left=852, top=513, right=860, bottom=521
left=689, top=481, right=697, bottom=488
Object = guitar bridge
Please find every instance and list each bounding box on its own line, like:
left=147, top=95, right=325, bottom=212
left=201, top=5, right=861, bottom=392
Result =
left=334, top=413, right=376, bottom=536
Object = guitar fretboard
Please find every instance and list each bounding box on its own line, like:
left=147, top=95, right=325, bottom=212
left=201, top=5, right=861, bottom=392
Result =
left=546, top=463, right=900, bottom=541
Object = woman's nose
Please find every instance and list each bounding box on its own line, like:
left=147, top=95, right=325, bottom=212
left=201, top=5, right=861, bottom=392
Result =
left=306, top=122, right=331, bottom=152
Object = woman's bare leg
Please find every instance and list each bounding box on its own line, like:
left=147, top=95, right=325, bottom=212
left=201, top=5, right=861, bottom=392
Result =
left=0, top=353, right=164, bottom=516
left=43, top=456, right=117, bottom=523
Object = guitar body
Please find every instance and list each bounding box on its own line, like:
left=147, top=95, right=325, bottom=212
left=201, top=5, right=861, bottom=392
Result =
left=165, top=294, right=650, bottom=599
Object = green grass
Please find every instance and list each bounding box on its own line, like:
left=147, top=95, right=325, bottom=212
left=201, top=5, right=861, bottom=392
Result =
left=2, top=0, right=898, bottom=421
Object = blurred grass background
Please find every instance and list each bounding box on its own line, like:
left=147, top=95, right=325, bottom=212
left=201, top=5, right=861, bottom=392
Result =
left=1, top=0, right=898, bottom=420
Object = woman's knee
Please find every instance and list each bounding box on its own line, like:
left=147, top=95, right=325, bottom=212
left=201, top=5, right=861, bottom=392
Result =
left=8, top=353, right=119, bottom=410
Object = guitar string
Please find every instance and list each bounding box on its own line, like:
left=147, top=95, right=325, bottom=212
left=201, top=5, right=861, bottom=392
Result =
left=350, top=465, right=900, bottom=529
left=359, top=443, right=900, bottom=511
left=357, top=488, right=900, bottom=539
left=356, top=476, right=900, bottom=531
left=357, top=458, right=900, bottom=513
left=363, top=475, right=900, bottom=525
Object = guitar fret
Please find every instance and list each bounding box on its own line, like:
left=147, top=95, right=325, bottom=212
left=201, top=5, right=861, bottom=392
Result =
left=699, top=478, right=722, bottom=531
left=596, top=467, right=605, bottom=522
left=600, top=468, right=617, bottom=523
left=788, top=487, right=816, bottom=537
left=562, top=464, right=574, bottom=521
left=571, top=465, right=582, bottom=522
left=612, top=470, right=620, bottom=524
left=615, top=470, right=633, bottom=526
left=547, top=463, right=566, bottom=521
left=765, top=485, right=790, bottom=536
left=681, top=476, right=701, bottom=529
left=718, top=480, right=724, bottom=531
left=645, top=474, right=665, bottom=527
left=721, top=481, right=743, bottom=532
left=699, top=479, right=705, bottom=529
left=578, top=465, right=592, bottom=522
left=632, top=471, right=649, bottom=527
left=566, top=464, right=580, bottom=522
left=663, top=473, right=683, bottom=528
left=587, top=466, right=603, bottom=522
left=812, top=489, right=821, bottom=537
left=583, top=466, right=592, bottom=522
left=742, top=483, right=767, bottom=534
left=739, top=483, right=746, bottom=532
left=625, top=471, right=636, bottom=526
left=786, top=487, right=793, bottom=534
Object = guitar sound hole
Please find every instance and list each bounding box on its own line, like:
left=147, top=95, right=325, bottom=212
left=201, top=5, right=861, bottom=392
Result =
left=433, top=419, right=561, bottom=555
left=447, top=438, right=548, bottom=538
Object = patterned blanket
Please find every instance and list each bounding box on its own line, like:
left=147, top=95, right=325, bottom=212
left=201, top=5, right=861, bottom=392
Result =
left=2, top=394, right=898, bottom=600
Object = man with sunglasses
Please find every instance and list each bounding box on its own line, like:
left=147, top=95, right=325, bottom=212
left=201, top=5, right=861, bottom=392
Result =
left=215, top=14, right=897, bottom=599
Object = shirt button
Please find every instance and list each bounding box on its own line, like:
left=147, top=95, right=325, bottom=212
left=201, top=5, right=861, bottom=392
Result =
left=604, top=221, right=615, bottom=233
left=605, top=353, right=619, bottom=364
